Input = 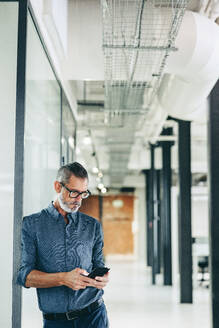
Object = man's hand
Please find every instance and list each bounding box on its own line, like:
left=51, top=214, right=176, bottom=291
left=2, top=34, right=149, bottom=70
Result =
left=62, top=268, right=110, bottom=291
left=62, top=268, right=92, bottom=290
left=88, top=272, right=110, bottom=290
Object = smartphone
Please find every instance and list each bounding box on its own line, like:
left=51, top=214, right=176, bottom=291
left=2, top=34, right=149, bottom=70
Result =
left=88, top=267, right=110, bottom=279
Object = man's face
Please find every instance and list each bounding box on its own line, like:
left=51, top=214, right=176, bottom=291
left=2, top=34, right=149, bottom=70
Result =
left=55, top=175, right=88, bottom=213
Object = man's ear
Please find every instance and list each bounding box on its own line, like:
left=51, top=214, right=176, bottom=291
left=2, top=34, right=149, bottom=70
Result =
left=54, top=181, right=61, bottom=193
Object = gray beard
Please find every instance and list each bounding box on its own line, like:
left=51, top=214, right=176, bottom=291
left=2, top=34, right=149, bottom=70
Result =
left=57, top=193, right=80, bottom=213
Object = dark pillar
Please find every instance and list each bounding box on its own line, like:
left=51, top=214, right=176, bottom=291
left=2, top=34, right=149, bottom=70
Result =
left=178, top=120, right=192, bottom=303
left=209, top=79, right=219, bottom=328
left=150, top=144, right=160, bottom=284
left=156, top=169, right=161, bottom=275
left=160, top=129, right=173, bottom=286
left=143, top=169, right=153, bottom=267
left=151, top=145, right=156, bottom=284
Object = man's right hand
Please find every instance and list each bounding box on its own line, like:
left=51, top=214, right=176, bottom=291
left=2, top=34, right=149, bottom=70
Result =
left=62, top=268, right=93, bottom=290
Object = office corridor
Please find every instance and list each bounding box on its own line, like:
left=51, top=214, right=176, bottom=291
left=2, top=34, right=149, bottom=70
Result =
left=104, top=260, right=210, bottom=328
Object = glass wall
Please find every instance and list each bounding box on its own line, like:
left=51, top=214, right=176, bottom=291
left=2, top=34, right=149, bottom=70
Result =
left=22, top=13, right=61, bottom=328
left=0, top=3, right=18, bottom=327
left=23, top=14, right=61, bottom=215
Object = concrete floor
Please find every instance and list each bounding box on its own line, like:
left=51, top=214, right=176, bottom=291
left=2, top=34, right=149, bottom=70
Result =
left=104, top=260, right=210, bottom=328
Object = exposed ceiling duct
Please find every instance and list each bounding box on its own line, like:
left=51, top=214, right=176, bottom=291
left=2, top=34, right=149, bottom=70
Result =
left=158, top=10, right=219, bottom=119
left=101, top=0, right=188, bottom=185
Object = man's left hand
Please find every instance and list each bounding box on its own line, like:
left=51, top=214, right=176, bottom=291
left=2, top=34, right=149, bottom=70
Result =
left=88, top=272, right=110, bottom=289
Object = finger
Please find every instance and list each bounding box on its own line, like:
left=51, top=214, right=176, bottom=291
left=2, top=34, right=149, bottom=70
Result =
left=80, top=276, right=97, bottom=284
left=77, top=268, right=89, bottom=276
left=81, top=269, right=89, bottom=276
left=67, top=283, right=86, bottom=290
left=96, top=272, right=110, bottom=280
left=85, top=279, right=98, bottom=288
left=75, top=283, right=87, bottom=289
left=95, top=276, right=109, bottom=282
left=93, top=281, right=106, bottom=289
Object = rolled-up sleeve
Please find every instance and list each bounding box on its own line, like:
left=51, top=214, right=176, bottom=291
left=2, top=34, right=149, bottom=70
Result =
left=92, top=221, right=105, bottom=268
left=17, top=217, right=36, bottom=288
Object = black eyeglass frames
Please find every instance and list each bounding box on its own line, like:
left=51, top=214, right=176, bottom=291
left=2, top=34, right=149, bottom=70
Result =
left=60, top=182, right=91, bottom=199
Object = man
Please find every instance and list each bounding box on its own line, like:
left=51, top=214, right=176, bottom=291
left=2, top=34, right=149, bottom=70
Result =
left=17, top=162, right=109, bottom=328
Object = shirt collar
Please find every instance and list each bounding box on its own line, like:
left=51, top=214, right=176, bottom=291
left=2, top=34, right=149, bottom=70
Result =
left=46, top=202, right=77, bottom=223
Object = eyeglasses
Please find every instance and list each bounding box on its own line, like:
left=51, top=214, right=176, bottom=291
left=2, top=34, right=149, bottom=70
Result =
left=60, top=182, right=91, bottom=199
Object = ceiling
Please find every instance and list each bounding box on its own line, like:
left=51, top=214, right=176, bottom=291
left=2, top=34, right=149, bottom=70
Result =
left=68, top=0, right=218, bottom=192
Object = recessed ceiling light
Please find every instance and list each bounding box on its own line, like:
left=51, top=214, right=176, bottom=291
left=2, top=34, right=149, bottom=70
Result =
left=98, top=183, right=104, bottom=189
left=92, top=167, right=99, bottom=174
left=83, top=136, right=92, bottom=145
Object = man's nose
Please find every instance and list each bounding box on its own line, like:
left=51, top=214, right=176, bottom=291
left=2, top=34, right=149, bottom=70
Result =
left=75, top=194, right=82, bottom=201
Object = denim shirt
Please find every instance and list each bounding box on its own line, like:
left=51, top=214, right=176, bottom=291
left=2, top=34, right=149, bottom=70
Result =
left=17, top=203, right=105, bottom=313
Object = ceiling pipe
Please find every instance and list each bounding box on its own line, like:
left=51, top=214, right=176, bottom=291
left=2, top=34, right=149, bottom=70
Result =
left=157, top=10, right=219, bottom=120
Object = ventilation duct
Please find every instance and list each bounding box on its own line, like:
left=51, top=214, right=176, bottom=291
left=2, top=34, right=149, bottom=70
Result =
left=158, top=10, right=219, bottom=120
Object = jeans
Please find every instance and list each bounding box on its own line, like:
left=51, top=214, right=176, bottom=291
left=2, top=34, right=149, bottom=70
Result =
left=43, top=303, right=109, bottom=328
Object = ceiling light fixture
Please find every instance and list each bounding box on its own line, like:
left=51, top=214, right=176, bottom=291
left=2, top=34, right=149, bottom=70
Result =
left=98, top=183, right=104, bottom=189
left=83, top=136, right=92, bottom=145
left=101, top=187, right=107, bottom=194
left=92, top=167, right=99, bottom=174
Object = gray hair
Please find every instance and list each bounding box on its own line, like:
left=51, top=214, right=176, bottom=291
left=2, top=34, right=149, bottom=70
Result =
left=56, top=162, right=88, bottom=184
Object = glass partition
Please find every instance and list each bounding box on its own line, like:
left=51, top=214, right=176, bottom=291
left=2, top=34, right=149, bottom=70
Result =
left=23, top=14, right=61, bottom=215
left=22, top=12, right=61, bottom=328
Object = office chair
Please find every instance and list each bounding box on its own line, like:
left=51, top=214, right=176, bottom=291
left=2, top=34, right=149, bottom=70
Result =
left=198, top=256, right=209, bottom=287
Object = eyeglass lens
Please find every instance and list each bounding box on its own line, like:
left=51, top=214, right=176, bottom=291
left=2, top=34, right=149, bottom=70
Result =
left=70, top=191, right=89, bottom=199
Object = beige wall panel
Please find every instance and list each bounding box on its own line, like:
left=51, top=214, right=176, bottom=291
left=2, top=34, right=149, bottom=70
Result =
left=80, top=195, right=134, bottom=255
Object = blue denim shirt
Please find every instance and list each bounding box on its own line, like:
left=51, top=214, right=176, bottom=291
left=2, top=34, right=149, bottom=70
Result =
left=17, top=203, right=104, bottom=313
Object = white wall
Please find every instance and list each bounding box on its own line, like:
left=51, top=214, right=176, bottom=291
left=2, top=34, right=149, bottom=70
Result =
left=0, top=3, right=18, bottom=328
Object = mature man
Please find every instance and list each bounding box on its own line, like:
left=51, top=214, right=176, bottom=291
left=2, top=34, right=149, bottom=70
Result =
left=17, top=162, right=109, bottom=328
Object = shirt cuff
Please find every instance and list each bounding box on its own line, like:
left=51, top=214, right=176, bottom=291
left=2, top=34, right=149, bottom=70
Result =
left=17, top=266, right=34, bottom=288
